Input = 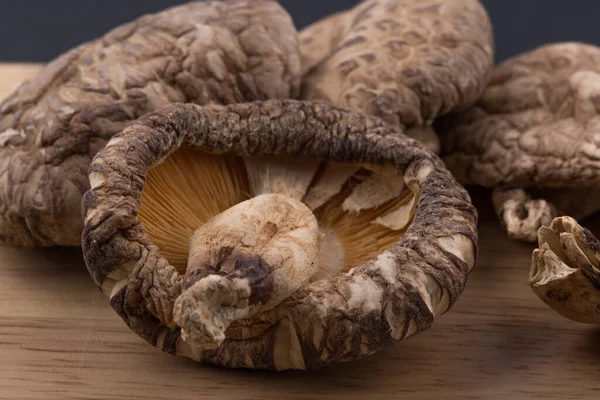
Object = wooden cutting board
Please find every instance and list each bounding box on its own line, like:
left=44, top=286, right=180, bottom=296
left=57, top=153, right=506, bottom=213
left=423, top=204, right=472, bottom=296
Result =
left=0, top=64, right=599, bottom=400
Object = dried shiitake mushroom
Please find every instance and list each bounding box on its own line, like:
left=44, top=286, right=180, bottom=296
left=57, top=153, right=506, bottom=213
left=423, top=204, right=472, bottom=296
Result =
left=0, top=0, right=300, bottom=247
left=530, top=216, right=600, bottom=324
left=299, top=0, right=495, bottom=153
left=82, top=99, right=477, bottom=370
left=437, top=42, right=600, bottom=242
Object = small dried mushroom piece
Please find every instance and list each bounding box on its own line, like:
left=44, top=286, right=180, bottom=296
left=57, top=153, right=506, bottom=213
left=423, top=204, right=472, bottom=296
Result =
left=83, top=99, right=477, bottom=370
left=491, top=188, right=558, bottom=243
left=437, top=42, right=600, bottom=241
left=299, top=0, right=494, bottom=153
left=0, top=0, right=300, bottom=247
left=530, top=216, right=600, bottom=324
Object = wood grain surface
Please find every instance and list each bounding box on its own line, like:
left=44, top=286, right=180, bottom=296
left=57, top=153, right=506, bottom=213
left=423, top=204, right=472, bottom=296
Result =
left=1, top=65, right=599, bottom=400
left=0, top=63, right=41, bottom=99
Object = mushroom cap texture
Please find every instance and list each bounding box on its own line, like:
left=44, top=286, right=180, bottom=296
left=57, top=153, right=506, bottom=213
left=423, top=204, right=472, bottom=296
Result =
left=82, top=99, right=478, bottom=370
left=300, top=0, right=494, bottom=130
left=438, top=42, right=600, bottom=189
left=0, top=0, right=301, bottom=247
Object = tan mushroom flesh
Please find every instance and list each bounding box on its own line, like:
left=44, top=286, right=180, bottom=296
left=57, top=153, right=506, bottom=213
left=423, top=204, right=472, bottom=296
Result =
left=437, top=42, right=600, bottom=242
left=83, top=100, right=477, bottom=370
left=531, top=216, right=600, bottom=324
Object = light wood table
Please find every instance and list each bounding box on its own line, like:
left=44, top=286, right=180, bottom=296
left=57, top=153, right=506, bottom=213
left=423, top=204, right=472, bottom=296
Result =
left=1, top=64, right=599, bottom=400
left=0, top=63, right=41, bottom=99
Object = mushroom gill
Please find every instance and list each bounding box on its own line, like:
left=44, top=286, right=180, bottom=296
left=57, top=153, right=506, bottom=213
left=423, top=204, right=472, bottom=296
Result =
left=312, top=173, right=415, bottom=280
left=139, top=149, right=416, bottom=277
left=139, top=147, right=250, bottom=273
left=138, top=147, right=417, bottom=348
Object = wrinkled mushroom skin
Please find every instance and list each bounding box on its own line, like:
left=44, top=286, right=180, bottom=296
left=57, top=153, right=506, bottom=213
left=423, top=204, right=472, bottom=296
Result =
left=0, top=0, right=301, bottom=247
left=438, top=42, right=600, bottom=241
left=82, top=99, right=477, bottom=370
left=300, top=0, right=494, bottom=152
left=531, top=217, right=600, bottom=324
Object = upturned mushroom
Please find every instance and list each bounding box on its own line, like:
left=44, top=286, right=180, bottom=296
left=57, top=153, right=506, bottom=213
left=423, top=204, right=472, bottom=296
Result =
left=0, top=0, right=300, bottom=246
left=82, top=99, right=477, bottom=370
left=437, top=42, right=600, bottom=242
left=530, top=216, right=600, bottom=324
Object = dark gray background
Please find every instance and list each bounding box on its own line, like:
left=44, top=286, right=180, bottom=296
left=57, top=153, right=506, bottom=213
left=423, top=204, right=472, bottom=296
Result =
left=0, top=0, right=598, bottom=63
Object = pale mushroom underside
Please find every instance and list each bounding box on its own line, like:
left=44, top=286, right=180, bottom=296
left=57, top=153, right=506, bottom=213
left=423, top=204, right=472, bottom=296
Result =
left=138, top=148, right=418, bottom=350
left=139, top=148, right=416, bottom=279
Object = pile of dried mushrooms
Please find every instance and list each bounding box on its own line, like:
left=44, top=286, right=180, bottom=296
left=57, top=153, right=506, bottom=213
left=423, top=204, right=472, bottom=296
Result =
left=0, top=0, right=598, bottom=370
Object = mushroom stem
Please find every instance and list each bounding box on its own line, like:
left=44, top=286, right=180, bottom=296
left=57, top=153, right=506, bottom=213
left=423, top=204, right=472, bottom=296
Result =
left=244, top=156, right=320, bottom=200
left=492, top=187, right=557, bottom=242
left=173, top=193, right=320, bottom=349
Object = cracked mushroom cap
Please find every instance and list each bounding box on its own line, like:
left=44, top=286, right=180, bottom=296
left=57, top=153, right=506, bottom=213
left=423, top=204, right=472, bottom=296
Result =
left=531, top=216, right=600, bottom=324
left=299, top=0, right=494, bottom=153
left=437, top=42, right=600, bottom=241
left=0, top=0, right=300, bottom=247
left=82, top=99, right=477, bottom=370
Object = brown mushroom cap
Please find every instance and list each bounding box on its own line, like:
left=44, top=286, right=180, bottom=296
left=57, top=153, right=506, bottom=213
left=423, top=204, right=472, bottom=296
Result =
left=438, top=42, right=600, bottom=241
left=298, top=11, right=347, bottom=76
left=0, top=0, right=300, bottom=247
left=82, top=99, right=477, bottom=370
left=300, top=0, right=494, bottom=152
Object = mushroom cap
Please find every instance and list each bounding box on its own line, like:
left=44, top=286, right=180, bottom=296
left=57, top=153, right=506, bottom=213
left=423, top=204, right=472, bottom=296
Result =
left=300, top=0, right=494, bottom=135
left=438, top=42, right=600, bottom=189
left=82, top=99, right=477, bottom=370
left=298, top=11, right=347, bottom=76
left=0, top=0, right=300, bottom=246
